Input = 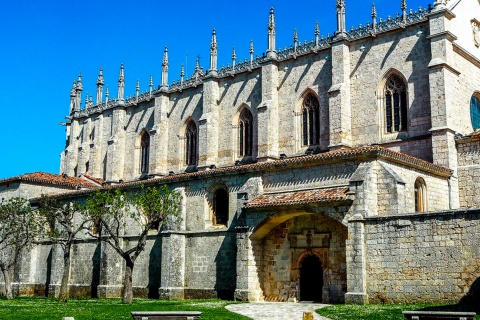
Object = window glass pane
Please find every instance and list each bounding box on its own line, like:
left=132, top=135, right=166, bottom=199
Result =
left=470, top=96, right=480, bottom=131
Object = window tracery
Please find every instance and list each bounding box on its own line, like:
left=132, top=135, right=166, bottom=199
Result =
left=385, top=75, right=407, bottom=133
left=140, top=131, right=150, bottom=174
left=185, top=121, right=198, bottom=166
left=239, top=108, right=253, bottom=157
left=302, top=93, right=320, bottom=146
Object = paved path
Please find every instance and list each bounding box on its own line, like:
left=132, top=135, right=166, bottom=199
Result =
left=225, top=302, right=332, bottom=320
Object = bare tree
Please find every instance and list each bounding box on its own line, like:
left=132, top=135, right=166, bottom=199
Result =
left=0, top=197, right=40, bottom=299
left=83, top=185, right=181, bottom=304
left=36, top=195, right=90, bottom=302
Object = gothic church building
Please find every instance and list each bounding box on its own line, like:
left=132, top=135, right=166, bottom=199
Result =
left=2, top=0, right=480, bottom=304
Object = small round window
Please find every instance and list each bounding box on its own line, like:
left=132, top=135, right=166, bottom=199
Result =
left=470, top=95, right=480, bottom=131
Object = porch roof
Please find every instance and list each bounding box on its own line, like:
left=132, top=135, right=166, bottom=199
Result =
left=244, top=186, right=350, bottom=209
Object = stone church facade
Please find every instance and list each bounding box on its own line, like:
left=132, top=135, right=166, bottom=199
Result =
left=2, top=0, right=480, bottom=304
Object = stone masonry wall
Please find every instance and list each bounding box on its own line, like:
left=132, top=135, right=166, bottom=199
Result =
left=364, top=210, right=480, bottom=303
left=457, top=138, right=480, bottom=208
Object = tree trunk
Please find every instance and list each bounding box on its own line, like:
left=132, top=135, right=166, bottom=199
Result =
left=1, top=266, right=14, bottom=300
left=58, top=243, right=72, bottom=302
left=122, top=258, right=134, bottom=304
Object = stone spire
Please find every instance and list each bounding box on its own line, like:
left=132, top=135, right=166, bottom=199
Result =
left=75, top=73, right=83, bottom=110
left=105, top=86, right=109, bottom=104
left=209, top=29, right=218, bottom=74
left=149, top=74, right=153, bottom=97
left=249, top=40, right=254, bottom=66
left=135, top=79, right=140, bottom=102
left=117, top=64, right=125, bottom=104
left=232, top=47, right=236, bottom=68
left=372, top=3, right=377, bottom=30
left=315, top=21, right=320, bottom=46
left=162, top=46, right=169, bottom=88
left=336, top=0, right=346, bottom=36
left=70, top=80, right=77, bottom=113
left=401, top=0, right=407, bottom=23
left=293, top=28, right=298, bottom=52
left=180, top=64, right=185, bottom=85
left=96, top=67, right=104, bottom=105
left=267, top=7, right=276, bottom=58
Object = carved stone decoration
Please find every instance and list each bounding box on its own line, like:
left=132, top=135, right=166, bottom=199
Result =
left=472, top=19, right=480, bottom=47
left=288, top=229, right=331, bottom=249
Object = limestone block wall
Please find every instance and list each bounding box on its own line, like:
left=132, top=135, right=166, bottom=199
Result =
left=364, top=210, right=480, bottom=303
left=0, top=182, right=76, bottom=201
left=348, top=24, right=432, bottom=146
left=457, top=138, right=480, bottom=208
left=184, top=231, right=237, bottom=299
left=258, top=214, right=347, bottom=303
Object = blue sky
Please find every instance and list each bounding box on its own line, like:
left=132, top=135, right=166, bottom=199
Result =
left=0, top=0, right=430, bottom=179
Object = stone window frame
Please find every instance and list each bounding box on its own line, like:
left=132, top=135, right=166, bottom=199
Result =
left=238, top=107, right=254, bottom=158
left=301, top=92, right=321, bottom=147
left=296, top=89, right=322, bottom=153
left=414, top=177, right=427, bottom=212
left=206, top=182, right=230, bottom=228
left=377, top=70, right=409, bottom=140
left=184, top=119, right=198, bottom=166
left=470, top=92, right=480, bottom=131
left=140, top=130, right=150, bottom=174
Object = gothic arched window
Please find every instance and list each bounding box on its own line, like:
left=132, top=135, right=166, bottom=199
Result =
left=414, top=178, right=427, bottom=212
left=470, top=95, right=480, bottom=131
left=302, top=93, right=320, bottom=146
left=239, top=108, right=253, bottom=157
left=213, top=188, right=229, bottom=225
left=385, top=75, right=408, bottom=133
left=185, top=121, right=198, bottom=166
left=140, top=131, right=150, bottom=174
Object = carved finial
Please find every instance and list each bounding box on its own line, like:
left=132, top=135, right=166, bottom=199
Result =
left=209, top=29, right=218, bottom=73
left=77, top=73, right=83, bottom=91
left=336, top=0, right=346, bottom=36
left=314, top=21, right=320, bottom=47
left=117, top=64, right=125, bottom=103
left=70, top=80, right=77, bottom=113
left=162, top=46, right=169, bottom=88
left=267, top=7, right=276, bottom=57
left=372, top=3, right=377, bottom=30
left=232, top=47, right=237, bottom=68
left=105, top=86, right=109, bottom=103
left=401, top=0, right=407, bottom=22
left=249, top=40, right=254, bottom=66
left=70, top=81, right=76, bottom=97
left=135, top=79, right=140, bottom=102
left=149, top=74, right=153, bottom=97
left=96, top=67, right=104, bottom=105
left=180, top=64, right=185, bottom=83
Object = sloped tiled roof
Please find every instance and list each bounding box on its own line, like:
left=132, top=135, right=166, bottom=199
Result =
left=244, top=186, right=350, bottom=209
left=0, top=172, right=99, bottom=189
left=43, top=145, right=453, bottom=200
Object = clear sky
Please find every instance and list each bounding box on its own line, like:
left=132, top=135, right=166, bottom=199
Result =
left=0, top=0, right=431, bottom=179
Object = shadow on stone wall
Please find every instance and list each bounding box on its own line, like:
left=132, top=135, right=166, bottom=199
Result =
left=44, top=248, right=53, bottom=297
left=90, top=243, right=101, bottom=298
left=147, top=237, right=162, bottom=299
left=418, top=276, right=480, bottom=314
left=214, top=232, right=236, bottom=300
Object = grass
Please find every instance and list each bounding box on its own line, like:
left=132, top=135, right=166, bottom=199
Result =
left=316, top=303, right=480, bottom=320
left=0, top=297, right=251, bottom=320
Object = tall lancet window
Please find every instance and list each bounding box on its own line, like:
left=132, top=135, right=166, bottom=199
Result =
left=140, top=131, right=150, bottom=174
left=302, top=93, right=320, bottom=146
left=239, top=108, right=253, bottom=157
left=185, top=121, right=198, bottom=166
left=385, top=75, right=408, bottom=133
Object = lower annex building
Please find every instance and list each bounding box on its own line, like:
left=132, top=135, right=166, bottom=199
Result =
left=1, top=0, right=480, bottom=304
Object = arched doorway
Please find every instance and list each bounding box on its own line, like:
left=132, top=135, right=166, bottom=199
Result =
left=299, top=254, right=323, bottom=302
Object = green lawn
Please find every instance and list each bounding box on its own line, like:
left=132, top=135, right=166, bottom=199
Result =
left=316, top=303, right=480, bottom=320
left=0, top=297, right=251, bottom=320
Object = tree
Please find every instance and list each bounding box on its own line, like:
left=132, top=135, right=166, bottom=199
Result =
left=0, top=197, right=40, bottom=299
left=37, top=195, right=89, bottom=302
left=83, top=185, right=181, bottom=304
